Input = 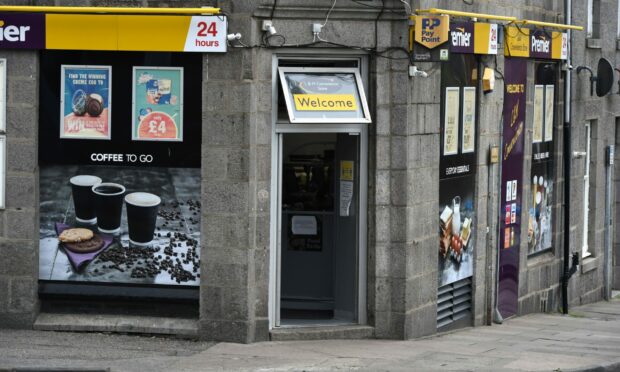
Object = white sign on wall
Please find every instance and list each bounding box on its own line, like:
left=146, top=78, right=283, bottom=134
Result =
left=0, top=135, right=6, bottom=209
left=0, top=59, right=6, bottom=133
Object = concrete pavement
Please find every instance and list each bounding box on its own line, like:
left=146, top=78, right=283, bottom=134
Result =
left=2, top=299, right=620, bottom=371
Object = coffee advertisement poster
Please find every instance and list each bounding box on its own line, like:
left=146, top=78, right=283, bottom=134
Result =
left=60, top=65, right=112, bottom=140
left=132, top=67, right=183, bottom=142
left=38, top=51, right=202, bottom=289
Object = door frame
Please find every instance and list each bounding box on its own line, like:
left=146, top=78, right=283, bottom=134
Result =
left=270, top=124, right=368, bottom=328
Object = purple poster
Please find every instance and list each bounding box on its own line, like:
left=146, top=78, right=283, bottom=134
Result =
left=0, top=13, right=45, bottom=50
left=498, top=58, right=527, bottom=318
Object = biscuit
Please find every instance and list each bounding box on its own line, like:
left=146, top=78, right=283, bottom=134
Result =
left=59, top=228, right=94, bottom=243
left=65, top=234, right=104, bottom=253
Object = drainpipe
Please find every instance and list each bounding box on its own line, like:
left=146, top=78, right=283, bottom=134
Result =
left=561, top=0, right=572, bottom=315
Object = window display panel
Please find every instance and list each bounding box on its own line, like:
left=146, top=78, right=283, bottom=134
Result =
left=528, top=62, right=556, bottom=256
left=438, top=54, right=478, bottom=287
left=38, top=51, right=202, bottom=287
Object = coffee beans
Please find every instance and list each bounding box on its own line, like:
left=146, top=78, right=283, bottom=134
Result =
left=94, top=198, right=201, bottom=283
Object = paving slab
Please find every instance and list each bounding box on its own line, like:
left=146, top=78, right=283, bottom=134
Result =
left=2, top=300, right=620, bottom=371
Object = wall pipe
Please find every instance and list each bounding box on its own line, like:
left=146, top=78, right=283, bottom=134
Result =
left=561, top=0, right=572, bottom=315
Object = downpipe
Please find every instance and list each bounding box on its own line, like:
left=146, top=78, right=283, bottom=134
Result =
left=561, top=0, right=579, bottom=314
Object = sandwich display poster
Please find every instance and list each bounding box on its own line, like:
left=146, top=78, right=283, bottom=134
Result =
left=132, top=67, right=183, bottom=142
left=60, top=65, right=111, bottom=140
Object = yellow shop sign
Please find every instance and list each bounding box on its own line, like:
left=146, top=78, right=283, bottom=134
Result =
left=293, top=94, right=358, bottom=111
left=414, top=15, right=449, bottom=49
left=504, top=26, right=530, bottom=57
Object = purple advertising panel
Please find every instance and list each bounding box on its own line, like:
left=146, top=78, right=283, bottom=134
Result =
left=450, top=21, right=474, bottom=54
left=530, top=30, right=552, bottom=59
left=0, top=13, right=45, bottom=50
left=498, top=58, right=527, bottom=318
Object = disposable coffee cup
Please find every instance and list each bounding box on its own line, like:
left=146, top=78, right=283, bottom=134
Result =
left=92, top=182, right=126, bottom=234
left=125, top=192, right=161, bottom=246
left=70, top=175, right=102, bottom=224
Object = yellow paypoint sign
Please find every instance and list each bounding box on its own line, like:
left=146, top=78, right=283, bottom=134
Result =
left=293, top=94, right=358, bottom=111
left=414, top=15, right=449, bottom=49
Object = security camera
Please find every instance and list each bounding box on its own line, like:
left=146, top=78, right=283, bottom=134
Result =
left=409, top=65, right=428, bottom=78
left=227, top=33, right=242, bottom=41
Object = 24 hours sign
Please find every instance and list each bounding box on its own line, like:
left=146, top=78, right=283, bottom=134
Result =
left=132, top=67, right=183, bottom=142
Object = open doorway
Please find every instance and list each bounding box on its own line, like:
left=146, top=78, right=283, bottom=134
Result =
left=278, top=132, right=360, bottom=327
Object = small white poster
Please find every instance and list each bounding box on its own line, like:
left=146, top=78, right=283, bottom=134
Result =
left=462, top=87, right=476, bottom=153
left=340, top=180, right=354, bottom=217
left=291, top=215, right=318, bottom=235
left=444, top=87, right=460, bottom=155
left=533, top=85, right=544, bottom=143
left=544, top=85, right=554, bottom=142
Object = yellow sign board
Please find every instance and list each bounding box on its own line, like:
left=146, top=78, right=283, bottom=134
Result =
left=340, top=161, right=354, bottom=181
left=414, top=15, right=449, bottom=49
left=45, top=13, right=226, bottom=52
left=504, top=26, right=530, bottom=57
left=293, top=94, right=358, bottom=111
left=473, top=22, right=498, bottom=55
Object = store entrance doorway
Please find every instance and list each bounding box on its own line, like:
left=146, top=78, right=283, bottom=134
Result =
left=276, top=132, right=361, bottom=326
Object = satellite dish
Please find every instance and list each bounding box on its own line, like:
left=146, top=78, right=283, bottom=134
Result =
left=596, top=58, right=613, bottom=97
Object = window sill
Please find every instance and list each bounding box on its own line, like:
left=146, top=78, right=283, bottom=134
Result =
left=581, top=255, right=599, bottom=274
left=586, top=38, right=602, bottom=49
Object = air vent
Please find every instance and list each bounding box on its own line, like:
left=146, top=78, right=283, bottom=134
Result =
left=437, top=277, right=472, bottom=329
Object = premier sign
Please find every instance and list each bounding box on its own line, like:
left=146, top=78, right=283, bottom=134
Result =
left=530, top=30, right=552, bottom=59
left=0, top=13, right=44, bottom=49
left=450, top=22, right=474, bottom=53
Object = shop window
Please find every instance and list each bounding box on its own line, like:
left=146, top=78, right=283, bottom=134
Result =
left=587, top=0, right=601, bottom=38
left=277, top=67, right=371, bottom=124
left=38, top=51, right=203, bottom=298
left=528, top=62, right=556, bottom=256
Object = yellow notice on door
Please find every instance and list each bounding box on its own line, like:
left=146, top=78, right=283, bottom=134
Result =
left=340, top=160, right=354, bottom=181
left=293, top=94, right=357, bottom=111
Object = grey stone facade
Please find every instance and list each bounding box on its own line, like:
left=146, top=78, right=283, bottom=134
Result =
left=0, top=0, right=614, bottom=343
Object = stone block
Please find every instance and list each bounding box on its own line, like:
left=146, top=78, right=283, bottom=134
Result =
left=204, top=81, right=252, bottom=113
left=405, top=303, right=437, bottom=339
left=375, top=75, right=391, bottom=106
left=6, top=139, right=36, bottom=173
left=0, top=276, right=7, bottom=313
left=203, top=215, right=249, bottom=248
left=376, top=105, right=391, bottom=136
left=221, top=287, right=250, bottom=320
left=253, top=248, right=269, bottom=286
left=407, top=104, right=424, bottom=135
left=390, top=72, right=408, bottom=105
left=8, top=78, right=36, bottom=106
left=253, top=318, right=270, bottom=342
left=407, top=201, right=435, bottom=242
left=390, top=136, right=407, bottom=170
left=375, top=206, right=390, bottom=243
left=376, top=136, right=390, bottom=170
left=406, top=273, right=437, bottom=309
left=0, top=312, right=35, bottom=329
left=0, top=240, right=35, bottom=277
left=254, top=145, right=271, bottom=182
left=389, top=243, right=407, bottom=279
left=374, top=277, right=392, bottom=312
left=206, top=53, right=244, bottom=81
left=424, top=104, right=441, bottom=134
left=204, top=262, right=248, bottom=288
left=5, top=209, right=36, bottom=241
left=6, top=51, right=37, bottom=78
left=200, top=319, right=250, bottom=343
left=390, top=105, right=408, bottom=136
left=202, top=147, right=227, bottom=180
left=200, top=285, right=223, bottom=319
left=203, top=112, right=249, bottom=146
left=253, top=285, right=269, bottom=319
left=375, top=170, right=390, bottom=206
left=226, top=148, right=250, bottom=181
left=373, top=243, right=390, bottom=278
left=409, top=237, right=438, bottom=278
left=6, top=106, right=36, bottom=139
left=202, top=181, right=248, bottom=214
left=390, top=207, right=407, bottom=243
left=5, top=175, right=36, bottom=209
left=9, top=276, right=35, bottom=313
left=390, top=170, right=407, bottom=206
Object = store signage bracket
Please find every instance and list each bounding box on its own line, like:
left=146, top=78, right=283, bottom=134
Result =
left=0, top=5, right=227, bottom=53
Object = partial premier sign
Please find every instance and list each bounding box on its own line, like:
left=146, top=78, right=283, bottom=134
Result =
left=132, top=66, right=183, bottom=142
left=0, top=13, right=45, bottom=49
left=60, top=65, right=111, bottom=140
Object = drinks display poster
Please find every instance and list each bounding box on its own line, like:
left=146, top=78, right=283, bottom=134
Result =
left=60, top=65, right=112, bottom=140
left=132, top=67, right=183, bottom=142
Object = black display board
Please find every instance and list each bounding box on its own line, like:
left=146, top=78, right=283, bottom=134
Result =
left=38, top=50, right=202, bottom=168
